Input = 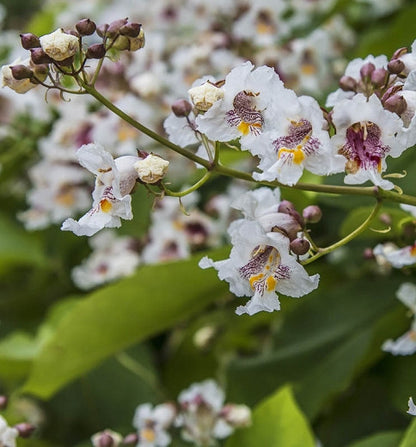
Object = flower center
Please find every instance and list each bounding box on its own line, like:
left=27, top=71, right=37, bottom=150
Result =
left=239, top=245, right=290, bottom=295
left=140, top=427, right=156, bottom=442
left=275, top=119, right=319, bottom=165
left=226, top=90, right=263, bottom=136
left=338, top=121, right=390, bottom=174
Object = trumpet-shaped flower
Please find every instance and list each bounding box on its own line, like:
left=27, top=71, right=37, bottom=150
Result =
left=199, top=220, right=319, bottom=315
left=61, top=143, right=139, bottom=236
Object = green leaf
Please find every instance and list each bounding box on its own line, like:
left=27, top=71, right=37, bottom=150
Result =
left=399, top=419, right=416, bottom=447
left=347, top=431, right=403, bottom=447
left=21, top=248, right=229, bottom=399
left=225, top=386, right=315, bottom=447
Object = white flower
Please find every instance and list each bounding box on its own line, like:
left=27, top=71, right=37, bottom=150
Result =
left=61, top=143, right=139, bottom=236
left=133, top=403, right=176, bottom=447
left=134, top=154, right=169, bottom=184
left=39, top=28, right=79, bottom=61
left=408, top=397, right=416, bottom=415
left=331, top=94, right=406, bottom=190
left=251, top=95, right=344, bottom=185
left=0, top=415, right=18, bottom=447
left=188, top=81, right=224, bottom=112
left=1, top=57, right=37, bottom=94
left=401, top=204, right=416, bottom=217
left=199, top=220, right=319, bottom=315
left=373, top=242, right=416, bottom=268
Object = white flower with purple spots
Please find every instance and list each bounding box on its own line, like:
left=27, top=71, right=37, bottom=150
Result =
left=61, top=143, right=140, bottom=236
left=199, top=220, right=319, bottom=315
left=251, top=95, right=344, bottom=185
left=331, top=94, right=407, bottom=190
left=195, top=62, right=289, bottom=147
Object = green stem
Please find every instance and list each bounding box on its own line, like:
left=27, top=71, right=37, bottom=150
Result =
left=302, top=200, right=383, bottom=266
left=162, top=170, right=212, bottom=197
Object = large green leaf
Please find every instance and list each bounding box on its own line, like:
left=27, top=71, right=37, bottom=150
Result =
left=21, top=249, right=229, bottom=399
left=347, top=431, right=403, bottom=447
left=225, top=386, right=315, bottom=447
left=399, top=419, right=416, bottom=447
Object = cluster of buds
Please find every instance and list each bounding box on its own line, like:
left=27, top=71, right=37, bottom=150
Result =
left=1, top=17, right=144, bottom=94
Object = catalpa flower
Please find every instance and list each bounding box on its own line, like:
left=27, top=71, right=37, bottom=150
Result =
left=373, top=241, right=416, bottom=268
left=251, top=95, right=344, bottom=185
left=61, top=143, right=140, bottom=236
left=199, top=220, right=319, bottom=315
left=331, top=94, right=406, bottom=190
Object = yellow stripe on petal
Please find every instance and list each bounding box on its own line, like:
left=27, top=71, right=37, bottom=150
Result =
left=100, top=198, right=113, bottom=213
left=266, top=275, right=277, bottom=292
left=249, top=273, right=264, bottom=289
left=278, top=147, right=305, bottom=165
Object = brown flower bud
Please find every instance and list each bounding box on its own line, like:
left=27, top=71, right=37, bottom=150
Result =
left=96, top=23, right=109, bottom=38
left=107, top=18, right=129, bottom=38
left=172, top=99, right=192, bottom=117
left=384, top=94, right=407, bottom=115
left=278, top=200, right=296, bottom=215
left=76, top=18, right=97, bottom=36
left=86, top=43, right=106, bottom=59
left=0, top=395, right=8, bottom=410
left=20, top=33, right=40, bottom=50
left=123, top=433, right=139, bottom=445
left=339, top=75, right=357, bottom=92
left=290, top=238, right=310, bottom=256
left=302, top=205, right=322, bottom=224
left=14, top=423, right=36, bottom=438
left=363, top=247, right=374, bottom=260
left=371, top=68, right=388, bottom=87
left=30, top=48, right=53, bottom=64
left=97, top=434, right=115, bottom=447
left=360, top=62, right=375, bottom=81
left=119, top=22, right=142, bottom=38
left=387, top=59, right=405, bottom=74
left=391, top=47, right=408, bottom=60
left=65, top=29, right=79, bottom=37
left=10, top=64, right=33, bottom=80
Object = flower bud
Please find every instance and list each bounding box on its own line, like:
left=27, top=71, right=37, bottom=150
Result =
left=127, top=28, right=145, bottom=51
left=384, top=94, right=407, bottom=115
left=290, top=238, right=310, bottom=256
left=188, top=81, right=224, bottom=112
left=30, top=48, right=53, bottom=65
left=278, top=200, right=296, bottom=214
left=39, top=28, right=79, bottom=61
left=55, top=55, right=75, bottom=67
left=0, top=395, right=8, bottom=410
left=14, top=423, right=36, bottom=438
left=339, top=75, right=357, bottom=92
left=360, top=62, right=375, bottom=81
left=371, top=68, right=388, bottom=87
left=363, top=247, right=374, bottom=260
left=221, top=404, right=252, bottom=428
left=96, top=23, right=109, bottom=38
left=10, top=64, right=33, bottom=80
left=1, top=58, right=37, bottom=94
left=134, top=154, right=169, bottom=183
left=76, top=18, right=97, bottom=36
left=91, top=430, right=122, bottom=447
left=302, top=205, right=322, bottom=224
left=391, top=47, right=408, bottom=60
left=20, top=33, right=40, bottom=50
left=172, top=99, right=193, bottom=117
left=86, top=43, right=106, bottom=59
left=107, top=18, right=128, bottom=38
left=119, top=22, right=142, bottom=38
left=387, top=59, right=405, bottom=74
left=123, top=433, right=139, bottom=445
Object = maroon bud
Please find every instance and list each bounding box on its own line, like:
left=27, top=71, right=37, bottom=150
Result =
left=363, top=247, right=374, bottom=260
left=391, top=47, right=408, bottom=60
left=137, top=149, right=149, bottom=159
left=384, top=94, right=407, bottom=115
left=55, top=56, right=75, bottom=67
left=10, top=64, right=33, bottom=80
left=371, top=68, right=388, bottom=87
left=379, top=212, right=392, bottom=226
left=30, top=48, right=53, bottom=64
left=387, top=59, right=405, bottom=74
left=119, top=22, right=142, bottom=37
left=65, top=29, right=79, bottom=37
left=76, top=18, right=97, bottom=36
left=0, top=395, right=8, bottom=410
left=97, top=23, right=109, bottom=38
left=290, top=238, right=310, bottom=256
left=14, top=423, right=36, bottom=438
left=339, top=75, right=357, bottom=92
left=123, top=433, right=139, bottom=445
left=278, top=200, right=296, bottom=215
left=97, top=433, right=115, bottom=447
left=302, top=205, right=322, bottom=224
left=107, top=18, right=129, bottom=37
left=20, top=33, right=40, bottom=50
left=360, top=62, right=376, bottom=81
left=172, top=99, right=192, bottom=117
left=86, top=43, right=106, bottom=59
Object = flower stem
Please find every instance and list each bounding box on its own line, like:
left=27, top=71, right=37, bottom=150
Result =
left=301, top=200, right=383, bottom=265
left=162, top=170, right=212, bottom=197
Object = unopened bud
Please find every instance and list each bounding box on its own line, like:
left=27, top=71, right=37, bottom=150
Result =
left=278, top=201, right=304, bottom=226
left=221, top=404, right=252, bottom=428
left=188, top=81, right=224, bottom=112
left=30, top=48, right=53, bottom=64
left=97, top=23, right=109, bottom=38
left=379, top=212, right=392, bottom=226
left=172, top=99, right=192, bottom=117
left=339, top=75, right=357, bottom=92
left=360, top=62, right=375, bottom=81
left=363, top=247, right=374, bottom=260
left=384, top=94, right=407, bottom=115
left=371, top=68, right=388, bottom=87
left=392, top=47, right=408, bottom=60
left=20, top=33, right=40, bottom=50
left=134, top=154, right=169, bottom=183
left=39, top=28, right=79, bottom=61
left=290, top=238, right=310, bottom=256
left=127, top=28, right=145, bottom=51
left=76, top=18, right=97, bottom=36
left=91, top=430, right=123, bottom=447
left=32, top=63, right=48, bottom=81
left=0, top=395, right=8, bottom=410
left=10, top=64, right=33, bottom=80
left=86, top=43, right=106, bottom=59
left=112, top=35, right=130, bottom=51
left=14, top=423, right=36, bottom=438
left=55, top=55, right=74, bottom=67
left=119, top=22, right=142, bottom=38
left=123, top=433, right=139, bottom=445
left=387, top=59, right=405, bottom=74
left=302, top=205, right=322, bottom=224
left=107, top=18, right=129, bottom=38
